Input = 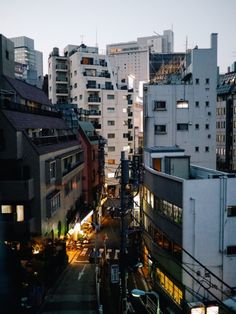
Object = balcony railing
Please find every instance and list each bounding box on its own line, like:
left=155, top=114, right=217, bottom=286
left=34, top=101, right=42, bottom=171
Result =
left=56, top=89, right=68, bottom=94
left=89, top=110, right=101, bottom=116
left=56, top=77, right=68, bottom=82
left=88, top=96, right=101, bottom=103
left=56, top=64, right=68, bottom=70
left=32, top=134, right=77, bottom=146
left=0, top=100, right=62, bottom=118
left=86, top=84, right=97, bottom=89
left=93, top=123, right=101, bottom=129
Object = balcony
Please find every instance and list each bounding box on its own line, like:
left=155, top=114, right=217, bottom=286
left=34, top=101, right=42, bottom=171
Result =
left=0, top=178, right=34, bottom=201
left=86, top=84, right=98, bottom=89
left=56, top=88, right=68, bottom=95
left=32, top=134, right=77, bottom=146
left=56, top=64, right=68, bottom=71
left=89, top=110, right=101, bottom=116
left=56, top=77, right=68, bottom=82
left=93, top=122, right=101, bottom=129
left=88, top=96, right=101, bottom=103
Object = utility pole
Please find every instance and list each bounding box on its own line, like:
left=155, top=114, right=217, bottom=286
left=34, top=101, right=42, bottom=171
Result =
left=120, top=151, right=129, bottom=314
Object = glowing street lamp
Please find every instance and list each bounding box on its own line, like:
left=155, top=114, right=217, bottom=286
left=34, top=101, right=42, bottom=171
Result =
left=131, top=289, right=160, bottom=314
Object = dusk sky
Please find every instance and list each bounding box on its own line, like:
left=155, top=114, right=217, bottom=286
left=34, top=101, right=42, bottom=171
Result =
left=1, top=0, right=236, bottom=74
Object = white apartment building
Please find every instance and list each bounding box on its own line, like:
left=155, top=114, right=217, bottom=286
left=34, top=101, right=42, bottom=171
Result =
left=143, top=33, right=218, bottom=169
left=106, top=30, right=174, bottom=95
left=142, top=146, right=236, bottom=313
left=10, top=36, right=43, bottom=88
left=48, top=44, right=134, bottom=190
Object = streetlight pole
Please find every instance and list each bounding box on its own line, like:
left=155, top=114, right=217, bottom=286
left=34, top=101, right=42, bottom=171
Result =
left=131, top=289, right=160, bottom=314
left=120, top=151, right=129, bottom=314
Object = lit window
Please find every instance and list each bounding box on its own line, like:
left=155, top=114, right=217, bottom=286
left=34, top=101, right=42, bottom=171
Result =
left=107, top=159, right=115, bottom=164
left=1, top=205, right=12, bottom=213
left=16, top=205, right=24, bottom=222
left=176, top=100, right=189, bottom=108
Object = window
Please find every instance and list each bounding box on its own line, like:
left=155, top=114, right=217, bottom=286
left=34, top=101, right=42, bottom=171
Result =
left=206, top=101, right=209, bottom=107
left=195, top=147, right=199, bottom=152
left=79, top=94, right=83, bottom=100
left=16, top=205, right=24, bottom=222
left=195, top=101, right=199, bottom=107
left=108, top=146, right=115, bottom=152
left=155, top=125, right=166, bottom=134
left=107, top=94, right=115, bottom=100
left=5, top=50, right=9, bottom=60
left=153, top=100, right=166, bottom=110
left=107, top=120, right=115, bottom=126
left=176, top=100, right=189, bottom=108
left=206, top=78, right=210, bottom=84
left=107, top=107, right=115, bottom=112
left=108, top=133, right=115, bottom=138
left=205, top=124, right=209, bottom=129
left=107, top=159, right=115, bottom=164
left=177, top=123, right=188, bottom=131
left=195, top=78, right=199, bottom=84
left=205, top=146, right=209, bottom=152
left=195, top=124, right=199, bottom=130
left=74, top=70, right=77, bottom=76
left=1, top=205, right=12, bottom=213
left=227, top=246, right=236, bottom=255
left=227, top=206, right=236, bottom=217
left=49, top=161, right=56, bottom=180
left=74, top=83, right=77, bottom=88
left=50, top=193, right=61, bottom=214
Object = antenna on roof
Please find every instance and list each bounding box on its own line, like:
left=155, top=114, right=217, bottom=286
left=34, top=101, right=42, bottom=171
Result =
left=153, top=31, right=160, bottom=36
left=80, top=35, right=84, bottom=44
left=95, top=28, right=98, bottom=48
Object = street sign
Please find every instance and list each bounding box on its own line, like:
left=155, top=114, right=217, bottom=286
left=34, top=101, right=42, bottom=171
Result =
left=110, top=264, right=119, bottom=284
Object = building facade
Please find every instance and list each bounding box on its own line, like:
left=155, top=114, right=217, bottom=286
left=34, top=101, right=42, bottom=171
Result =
left=143, top=34, right=218, bottom=169
left=141, top=146, right=236, bottom=313
left=48, top=44, right=134, bottom=191
left=106, top=30, right=174, bottom=95
left=216, top=70, right=236, bottom=171
left=78, top=121, right=106, bottom=227
left=10, top=36, right=43, bottom=88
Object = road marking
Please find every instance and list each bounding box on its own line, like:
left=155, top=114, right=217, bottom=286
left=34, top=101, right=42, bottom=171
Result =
left=80, top=247, right=88, bottom=256
left=77, top=265, right=86, bottom=281
left=114, top=249, right=120, bottom=259
left=127, top=301, right=135, bottom=313
left=74, top=260, right=90, bottom=263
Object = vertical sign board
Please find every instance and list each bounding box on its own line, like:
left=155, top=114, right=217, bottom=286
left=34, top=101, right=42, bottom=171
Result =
left=111, top=264, right=119, bottom=284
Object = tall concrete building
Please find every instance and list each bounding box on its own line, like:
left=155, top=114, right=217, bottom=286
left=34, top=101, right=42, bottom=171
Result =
left=10, top=36, right=43, bottom=88
left=216, top=69, right=236, bottom=171
left=140, top=146, right=236, bottom=313
left=143, top=33, right=218, bottom=169
left=106, top=30, right=174, bottom=95
left=48, top=44, right=134, bottom=192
